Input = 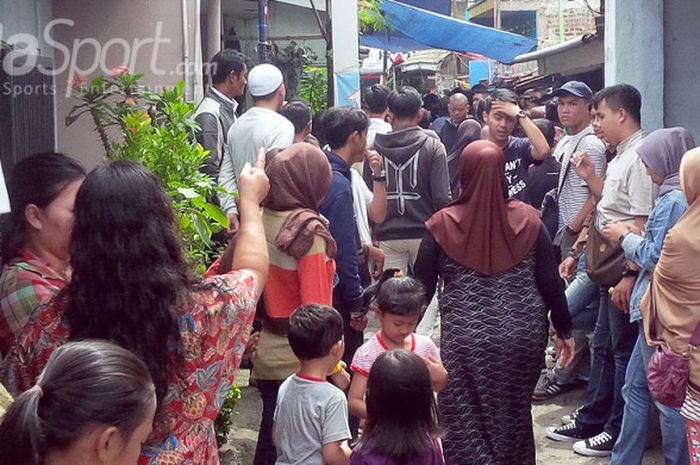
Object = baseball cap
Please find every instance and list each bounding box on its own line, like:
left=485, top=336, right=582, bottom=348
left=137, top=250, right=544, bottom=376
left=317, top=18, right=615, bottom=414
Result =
left=247, top=64, right=284, bottom=97
left=551, top=81, right=593, bottom=101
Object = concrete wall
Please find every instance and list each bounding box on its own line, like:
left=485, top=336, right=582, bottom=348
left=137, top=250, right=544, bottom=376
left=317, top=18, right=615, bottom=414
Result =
left=46, top=0, right=197, bottom=169
left=663, top=0, right=700, bottom=141
left=604, top=0, right=664, bottom=132
left=0, top=0, right=53, bottom=57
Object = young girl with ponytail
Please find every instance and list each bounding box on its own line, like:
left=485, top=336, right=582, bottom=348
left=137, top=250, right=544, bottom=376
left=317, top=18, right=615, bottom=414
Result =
left=0, top=340, right=155, bottom=465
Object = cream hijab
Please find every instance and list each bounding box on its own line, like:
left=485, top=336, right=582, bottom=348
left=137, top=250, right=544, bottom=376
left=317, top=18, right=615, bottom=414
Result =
left=642, top=148, right=700, bottom=395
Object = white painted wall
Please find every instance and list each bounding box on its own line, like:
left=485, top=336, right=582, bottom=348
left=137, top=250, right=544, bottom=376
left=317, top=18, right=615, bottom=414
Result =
left=604, top=0, right=664, bottom=132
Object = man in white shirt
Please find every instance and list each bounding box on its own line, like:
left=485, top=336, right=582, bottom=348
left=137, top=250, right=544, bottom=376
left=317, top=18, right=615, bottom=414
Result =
left=364, top=84, right=392, bottom=149
left=219, top=63, right=295, bottom=233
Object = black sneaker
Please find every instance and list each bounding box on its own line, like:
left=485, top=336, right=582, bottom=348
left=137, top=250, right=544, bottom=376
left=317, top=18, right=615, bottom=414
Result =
left=533, top=375, right=577, bottom=401
left=572, top=431, right=614, bottom=457
left=545, top=421, right=590, bottom=442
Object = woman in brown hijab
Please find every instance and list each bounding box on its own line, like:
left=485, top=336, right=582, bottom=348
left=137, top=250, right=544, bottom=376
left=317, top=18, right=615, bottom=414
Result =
left=252, top=142, right=340, bottom=465
left=641, top=147, right=700, bottom=464
left=415, top=140, right=574, bottom=465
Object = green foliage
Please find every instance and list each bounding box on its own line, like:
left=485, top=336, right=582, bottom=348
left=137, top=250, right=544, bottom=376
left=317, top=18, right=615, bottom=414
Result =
left=358, top=0, right=389, bottom=34
left=66, top=71, right=229, bottom=273
left=214, top=383, right=242, bottom=446
left=298, top=66, right=329, bottom=115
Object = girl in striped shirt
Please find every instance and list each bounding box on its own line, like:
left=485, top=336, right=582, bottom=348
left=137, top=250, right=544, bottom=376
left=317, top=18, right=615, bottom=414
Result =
left=348, top=269, right=447, bottom=419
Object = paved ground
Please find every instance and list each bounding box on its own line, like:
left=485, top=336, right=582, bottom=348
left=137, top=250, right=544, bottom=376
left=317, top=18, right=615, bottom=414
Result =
left=222, top=314, right=665, bottom=464
left=222, top=367, right=665, bottom=465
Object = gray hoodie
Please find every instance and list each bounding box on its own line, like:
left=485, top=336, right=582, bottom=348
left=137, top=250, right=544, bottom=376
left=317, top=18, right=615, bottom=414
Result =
left=372, top=126, right=452, bottom=241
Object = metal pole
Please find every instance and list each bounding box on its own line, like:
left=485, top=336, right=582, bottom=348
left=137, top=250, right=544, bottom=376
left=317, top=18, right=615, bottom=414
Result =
left=494, top=0, right=501, bottom=30
left=257, top=0, right=269, bottom=63
left=558, top=0, right=565, bottom=42
left=382, top=50, right=388, bottom=85
left=181, top=0, right=191, bottom=101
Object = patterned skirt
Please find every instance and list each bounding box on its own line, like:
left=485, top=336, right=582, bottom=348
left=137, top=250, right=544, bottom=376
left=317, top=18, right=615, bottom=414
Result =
left=438, top=253, right=548, bottom=465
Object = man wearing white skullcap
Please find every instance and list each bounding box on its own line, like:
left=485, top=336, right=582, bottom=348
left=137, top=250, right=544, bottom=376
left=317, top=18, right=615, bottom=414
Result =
left=219, top=63, right=295, bottom=232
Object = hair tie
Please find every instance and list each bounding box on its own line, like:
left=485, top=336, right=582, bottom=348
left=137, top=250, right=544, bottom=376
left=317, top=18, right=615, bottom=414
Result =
left=34, top=384, right=43, bottom=398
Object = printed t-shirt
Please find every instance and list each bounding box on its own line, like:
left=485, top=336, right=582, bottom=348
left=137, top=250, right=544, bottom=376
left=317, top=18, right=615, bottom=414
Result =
left=502, top=137, right=535, bottom=203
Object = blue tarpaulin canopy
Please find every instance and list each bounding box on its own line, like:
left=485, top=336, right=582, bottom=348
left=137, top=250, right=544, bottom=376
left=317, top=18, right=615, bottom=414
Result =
left=360, top=0, right=538, bottom=64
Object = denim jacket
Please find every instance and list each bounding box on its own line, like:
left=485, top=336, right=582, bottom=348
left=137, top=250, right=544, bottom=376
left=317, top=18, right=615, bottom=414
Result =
left=621, top=189, right=688, bottom=322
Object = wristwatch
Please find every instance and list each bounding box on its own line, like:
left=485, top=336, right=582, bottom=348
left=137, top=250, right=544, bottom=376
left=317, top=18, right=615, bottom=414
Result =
left=622, top=264, right=639, bottom=278
left=516, top=110, right=528, bottom=120
left=372, top=170, right=387, bottom=182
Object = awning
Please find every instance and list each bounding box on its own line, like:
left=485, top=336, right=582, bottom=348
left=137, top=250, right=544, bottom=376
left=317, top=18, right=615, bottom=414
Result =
left=398, top=49, right=452, bottom=72
left=360, top=0, right=537, bottom=64
left=512, top=33, right=603, bottom=76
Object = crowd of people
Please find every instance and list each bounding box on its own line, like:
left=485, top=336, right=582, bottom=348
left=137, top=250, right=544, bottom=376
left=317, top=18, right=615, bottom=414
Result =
left=0, top=47, right=698, bottom=465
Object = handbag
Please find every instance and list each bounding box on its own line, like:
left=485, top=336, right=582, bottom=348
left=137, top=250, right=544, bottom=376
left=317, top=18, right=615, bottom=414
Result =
left=540, top=135, right=594, bottom=240
left=584, top=218, right=626, bottom=287
left=647, top=319, right=700, bottom=408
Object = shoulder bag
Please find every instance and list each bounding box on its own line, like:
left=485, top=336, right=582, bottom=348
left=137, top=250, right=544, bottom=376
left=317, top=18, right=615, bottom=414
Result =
left=647, top=309, right=700, bottom=408
left=541, top=135, right=595, bottom=239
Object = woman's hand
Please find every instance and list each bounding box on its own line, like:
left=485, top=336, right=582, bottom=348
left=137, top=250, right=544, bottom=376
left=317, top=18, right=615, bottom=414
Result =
left=424, top=355, right=448, bottom=392
left=554, top=336, right=575, bottom=368
left=367, top=245, right=385, bottom=279
left=238, top=148, right=270, bottom=206
left=245, top=331, right=260, bottom=360
left=602, top=222, right=631, bottom=243
left=349, top=313, right=368, bottom=332
left=559, top=256, right=577, bottom=280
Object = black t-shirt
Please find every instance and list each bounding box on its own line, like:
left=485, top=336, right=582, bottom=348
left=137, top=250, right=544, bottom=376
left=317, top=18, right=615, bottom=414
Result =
left=527, top=156, right=562, bottom=209
left=503, top=137, right=535, bottom=203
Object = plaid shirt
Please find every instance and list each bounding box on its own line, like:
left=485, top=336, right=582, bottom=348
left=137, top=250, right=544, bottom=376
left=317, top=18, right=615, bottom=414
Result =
left=0, top=250, right=66, bottom=356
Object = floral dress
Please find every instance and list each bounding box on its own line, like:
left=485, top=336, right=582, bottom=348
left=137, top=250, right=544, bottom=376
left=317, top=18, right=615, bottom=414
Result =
left=1, top=270, right=258, bottom=465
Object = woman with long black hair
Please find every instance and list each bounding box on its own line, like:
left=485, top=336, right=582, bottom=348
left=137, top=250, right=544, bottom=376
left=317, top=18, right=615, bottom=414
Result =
left=2, top=152, right=269, bottom=465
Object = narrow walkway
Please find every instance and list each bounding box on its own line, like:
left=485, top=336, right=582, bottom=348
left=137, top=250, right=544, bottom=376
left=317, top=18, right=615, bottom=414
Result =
left=224, top=368, right=665, bottom=465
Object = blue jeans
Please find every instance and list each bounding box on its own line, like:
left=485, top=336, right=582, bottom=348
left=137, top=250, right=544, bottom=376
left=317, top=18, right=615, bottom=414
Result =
left=611, top=324, right=689, bottom=465
left=576, top=288, right=638, bottom=438
left=567, top=256, right=599, bottom=331
left=553, top=256, right=599, bottom=385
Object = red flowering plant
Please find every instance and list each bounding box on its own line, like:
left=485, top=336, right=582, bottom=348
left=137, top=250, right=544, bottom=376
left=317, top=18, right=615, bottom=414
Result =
left=66, top=69, right=229, bottom=271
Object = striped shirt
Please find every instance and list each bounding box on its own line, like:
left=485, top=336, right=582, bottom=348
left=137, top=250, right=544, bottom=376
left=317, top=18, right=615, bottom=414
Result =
left=682, top=391, right=700, bottom=422
left=554, top=126, right=606, bottom=230
left=350, top=331, right=440, bottom=377
left=254, top=209, right=336, bottom=381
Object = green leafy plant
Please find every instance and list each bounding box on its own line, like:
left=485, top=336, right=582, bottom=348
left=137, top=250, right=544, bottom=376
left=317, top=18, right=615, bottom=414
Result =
left=358, top=0, right=389, bottom=34
left=298, top=66, right=329, bottom=115
left=214, top=383, right=242, bottom=446
left=66, top=70, right=229, bottom=272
